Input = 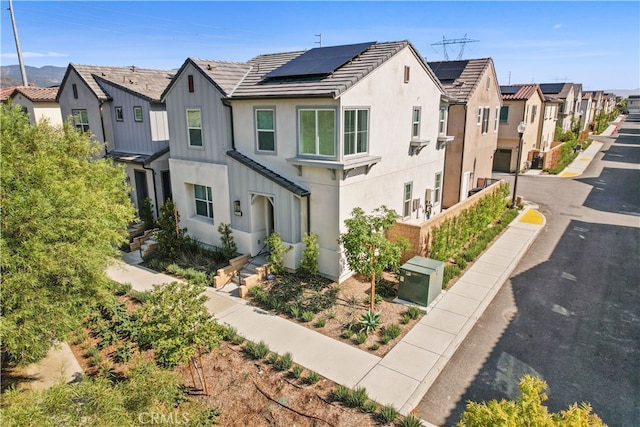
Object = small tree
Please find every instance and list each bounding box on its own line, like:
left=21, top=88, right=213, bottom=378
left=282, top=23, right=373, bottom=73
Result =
left=139, top=281, right=220, bottom=394
left=458, top=375, right=604, bottom=426
left=217, top=223, right=237, bottom=259
left=338, top=206, right=409, bottom=311
left=139, top=196, right=155, bottom=230
left=155, top=198, right=189, bottom=261
left=298, top=232, right=320, bottom=276
left=265, top=231, right=291, bottom=274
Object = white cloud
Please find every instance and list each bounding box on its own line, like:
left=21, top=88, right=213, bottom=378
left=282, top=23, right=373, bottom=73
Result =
left=553, top=24, right=563, bottom=30
left=1, top=51, right=68, bottom=59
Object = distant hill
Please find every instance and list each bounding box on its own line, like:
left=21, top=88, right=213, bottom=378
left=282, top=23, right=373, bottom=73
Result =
left=0, top=65, right=66, bottom=88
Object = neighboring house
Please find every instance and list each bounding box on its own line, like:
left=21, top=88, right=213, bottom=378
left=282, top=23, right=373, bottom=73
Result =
left=539, top=82, right=581, bottom=133
left=603, top=93, right=617, bottom=114
left=538, top=97, right=560, bottom=154
left=163, top=41, right=449, bottom=282
left=579, top=91, right=593, bottom=132
left=627, top=95, right=640, bottom=113
left=495, top=84, right=544, bottom=172
left=56, top=64, right=174, bottom=218
left=6, top=86, right=62, bottom=126
left=427, top=58, right=501, bottom=208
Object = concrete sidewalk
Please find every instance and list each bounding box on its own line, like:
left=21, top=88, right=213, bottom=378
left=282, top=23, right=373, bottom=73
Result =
left=105, top=206, right=545, bottom=416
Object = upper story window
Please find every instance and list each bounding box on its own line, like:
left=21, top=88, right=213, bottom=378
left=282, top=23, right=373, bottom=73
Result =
left=299, top=109, right=335, bottom=157
left=115, top=106, right=124, bottom=122
left=494, top=107, right=499, bottom=132
left=404, top=66, right=410, bottom=83
left=438, top=107, right=447, bottom=135
left=434, top=172, right=442, bottom=205
left=133, top=106, right=143, bottom=122
left=188, top=75, right=195, bottom=93
left=194, top=184, right=213, bottom=219
left=72, top=109, right=89, bottom=133
left=500, top=106, right=509, bottom=123
left=531, top=105, right=537, bottom=123
left=72, top=83, right=78, bottom=99
left=412, top=107, right=421, bottom=138
left=255, top=108, right=276, bottom=152
left=477, top=107, right=483, bottom=126
left=186, top=109, right=202, bottom=147
left=481, top=107, right=490, bottom=134
left=344, top=108, right=369, bottom=156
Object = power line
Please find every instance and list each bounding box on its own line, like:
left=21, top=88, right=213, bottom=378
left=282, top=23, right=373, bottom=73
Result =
left=430, top=34, right=479, bottom=60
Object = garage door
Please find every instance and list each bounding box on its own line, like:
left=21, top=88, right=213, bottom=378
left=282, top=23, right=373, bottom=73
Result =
left=493, top=148, right=512, bottom=172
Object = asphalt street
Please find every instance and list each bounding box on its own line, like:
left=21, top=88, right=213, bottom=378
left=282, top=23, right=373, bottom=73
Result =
left=416, top=116, right=640, bottom=426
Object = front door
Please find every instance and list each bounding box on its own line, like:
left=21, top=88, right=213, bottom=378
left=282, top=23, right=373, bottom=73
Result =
left=134, top=170, right=149, bottom=212
left=250, top=194, right=275, bottom=254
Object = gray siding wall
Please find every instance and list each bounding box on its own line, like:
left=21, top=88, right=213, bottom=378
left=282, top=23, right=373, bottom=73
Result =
left=58, top=70, right=109, bottom=146
left=99, top=81, right=169, bottom=155
left=228, top=158, right=302, bottom=244
left=165, top=64, right=232, bottom=164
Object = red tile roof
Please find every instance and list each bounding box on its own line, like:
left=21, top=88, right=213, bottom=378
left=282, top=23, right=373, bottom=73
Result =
left=10, top=86, right=59, bottom=102
left=500, top=84, right=542, bottom=100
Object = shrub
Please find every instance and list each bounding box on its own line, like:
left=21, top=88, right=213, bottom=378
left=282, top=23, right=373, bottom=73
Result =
left=355, top=331, right=367, bottom=345
left=362, top=399, right=378, bottom=413
left=378, top=405, right=398, bottom=424
left=369, top=343, right=380, bottom=351
left=304, top=371, right=320, bottom=385
left=382, top=323, right=402, bottom=341
left=314, top=317, right=327, bottom=328
left=113, top=342, right=135, bottom=364
left=231, top=334, right=245, bottom=346
left=244, top=340, right=269, bottom=360
left=406, top=306, right=422, bottom=320
left=443, top=265, right=462, bottom=287
left=341, top=328, right=354, bottom=339
left=401, top=313, right=412, bottom=325
left=71, top=332, right=88, bottom=346
left=139, top=197, right=155, bottom=230
left=346, top=386, right=368, bottom=408
left=265, top=231, right=292, bottom=274
left=375, top=279, right=397, bottom=298
left=129, top=290, right=154, bottom=305
left=274, top=352, right=293, bottom=371
left=267, top=352, right=279, bottom=365
left=301, top=311, right=314, bottom=323
left=291, top=365, right=303, bottom=379
left=365, top=293, right=383, bottom=307
left=298, top=232, right=320, bottom=276
left=217, top=223, right=237, bottom=259
left=399, top=414, right=422, bottom=427
left=359, top=309, right=382, bottom=334
left=112, top=282, right=132, bottom=296
left=165, top=263, right=209, bottom=286
left=332, top=385, right=350, bottom=402
left=288, top=304, right=302, bottom=319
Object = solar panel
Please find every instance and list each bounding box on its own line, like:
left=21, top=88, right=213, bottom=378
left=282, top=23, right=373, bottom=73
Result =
left=539, top=83, right=565, bottom=94
left=265, top=42, right=376, bottom=79
left=428, top=60, right=469, bottom=82
left=500, top=86, right=520, bottom=95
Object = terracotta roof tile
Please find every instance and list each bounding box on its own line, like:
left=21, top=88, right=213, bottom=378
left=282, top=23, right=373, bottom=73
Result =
left=11, top=86, right=59, bottom=102
left=500, top=84, right=541, bottom=100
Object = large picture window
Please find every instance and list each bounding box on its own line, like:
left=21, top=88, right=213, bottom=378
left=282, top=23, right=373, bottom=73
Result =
left=187, top=109, right=202, bottom=147
left=194, top=184, right=213, bottom=219
left=344, top=109, right=368, bottom=155
left=299, top=109, right=335, bottom=157
left=72, top=109, right=89, bottom=133
left=256, top=109, right=275, bottom=152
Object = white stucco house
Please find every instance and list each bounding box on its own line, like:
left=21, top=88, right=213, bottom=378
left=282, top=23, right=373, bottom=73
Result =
left=626, top=95, right=640, bottom=113
left=539, top=83, right=582, bottom=133
left=162, top=41, right=449, bottom=282
left=8, top=86, right=62, bottom=126
left=56, top=64, right=175, bottom=218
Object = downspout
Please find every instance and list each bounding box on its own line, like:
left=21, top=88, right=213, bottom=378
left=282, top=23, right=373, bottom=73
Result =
left=142, top=162, right=160, bottom=218
left=222, top=100, right=235, bottom=150
left=99, top=100, right=108, bottom=156
left=306, top=194, right=311, bottom=237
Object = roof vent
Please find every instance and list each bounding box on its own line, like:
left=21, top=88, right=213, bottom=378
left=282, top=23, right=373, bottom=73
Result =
left=131, top=66, right=136, bottom=72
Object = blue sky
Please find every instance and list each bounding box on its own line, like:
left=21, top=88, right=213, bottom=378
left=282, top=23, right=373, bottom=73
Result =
left=2, top=1, right=639, bottom=91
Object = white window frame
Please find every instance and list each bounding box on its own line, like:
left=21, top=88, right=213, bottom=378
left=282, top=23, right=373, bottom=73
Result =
left=412, top=107, right=421, bottom=138
left=298, top=108, right=336, bottom=158
left=133, top=106, right=143, bottom=122
left=477, top=107, right=483, bottom=125
left=255, top=108, right=276, bottom=153
left=115, top=106, right=123, bottom=122
left=481, top=107, right=490, bottom=134
left=193, top=184, right=213, bottom=219
left=494, top=106, right=499, bottom=132
left=403, top=182, right=413, bottom=219
left=72, top=109, right=89, bottom=133
left=186, top=109, right=203, bottom=147
left=343, top=108, right=369, bottom=156
left=438, top=107, right=447, bottom=135
left=500, top=106, right=509, bottom=124
left=434, top=172, right=442, bottom=205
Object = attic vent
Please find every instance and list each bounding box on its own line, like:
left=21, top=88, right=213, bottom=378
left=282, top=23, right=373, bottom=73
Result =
left=131, top=66, right=136, bottom=72
left=207, top=64, right=213, bottom=70
left=101, top=72, right=106, bottom=76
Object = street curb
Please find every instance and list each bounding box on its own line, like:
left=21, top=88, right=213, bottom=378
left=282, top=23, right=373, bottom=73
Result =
left=400, top=206, right=546, bottom=418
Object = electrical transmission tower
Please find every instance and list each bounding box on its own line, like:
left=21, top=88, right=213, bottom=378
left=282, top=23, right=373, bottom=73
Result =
left=431, top=34, right=479, bottom=60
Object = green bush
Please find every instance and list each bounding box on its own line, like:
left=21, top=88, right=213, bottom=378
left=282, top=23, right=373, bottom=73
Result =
left=369, top=343, right=380, bottom=351
left=298, top=232, right=320, bottom=276
left=443, top=265, right=462, bottom=287
left=401, top=313, right=412, bottom=325
left=265, top=231, right=292, bottom=274
left=362, top=399, right=378, bottom=413
left=139, top=197, right=155, bottom=230
left=165, top=263, right=209, bottom=286
left=381, top=323, right=402, bottom=341
left=399, top=414, right=423, bottom=427
left=355, top=331, right=368, bottom=344
left=274, top=352, right=293, bottom=371
left=217, top=223, right=237, bottom=259
left=332, top=385, right=350, bottom=402
left=291, top=365, right=303, bottom=379
left=377, top=405, right=398, bottom=424
left=129, top=290, right=154, bottom=305
left=267, top=352, right=279, bottom=364
left=314, top=317, right=327, bottom=328
left=244, top=340, right=269, bottom=360
left=113, top=342, right=135, bottom=364
left=405, top=306, right=422, bottom=320
left=304, top=371, right=320, bottom=384
left=301, top=311, right=315, bottom=323
left=341, top=327, right=354, bottom=339
left=359, top=309, right=382, bottom=334
left=288, top=304, right=302, bottom=319
left=346, top=386, right=369, bottom=408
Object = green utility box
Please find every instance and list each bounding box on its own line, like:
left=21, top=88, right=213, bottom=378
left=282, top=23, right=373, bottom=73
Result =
left=397, top=256, right=444, bottom=307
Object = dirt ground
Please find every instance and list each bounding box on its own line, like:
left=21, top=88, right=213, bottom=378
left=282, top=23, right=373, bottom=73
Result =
left=252, top=272, right=423, bottom=358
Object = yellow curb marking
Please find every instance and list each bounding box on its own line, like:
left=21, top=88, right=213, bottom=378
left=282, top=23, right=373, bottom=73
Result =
left=560, top=172, right=578, bottom=177
left=519, top=209, right=544, bottom=225
left=580, top=158, right=589, bottom=161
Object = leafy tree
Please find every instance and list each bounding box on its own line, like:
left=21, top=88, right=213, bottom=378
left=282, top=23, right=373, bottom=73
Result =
left=139, top=196, right=155, bottom=230
left=298, top=232, right=320, bottom=276
left=138, top=281, right=220, bottom=394
left=0, top=105, right=135, bottom=365
left=338, top=206, right=409, bottom=310
left=458, top=375, right=605, bottom=426
left=154, top=198, right=189, bottom=261
left=217, top=222, right=237, bottom=259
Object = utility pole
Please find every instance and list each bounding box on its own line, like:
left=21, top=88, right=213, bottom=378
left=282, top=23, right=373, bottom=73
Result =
left=431, top=34, right=479, bottom=60
left=8, top=0, right=28, bottom=86
left=315, top=33, right=322, bottom=48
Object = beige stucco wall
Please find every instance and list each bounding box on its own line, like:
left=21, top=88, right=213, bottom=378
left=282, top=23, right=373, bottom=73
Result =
left=11, top=95, right=62, bottom=126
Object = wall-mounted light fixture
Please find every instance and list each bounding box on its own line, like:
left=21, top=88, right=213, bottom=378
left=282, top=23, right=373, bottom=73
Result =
left=234, top=200, right=242, bottom=216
